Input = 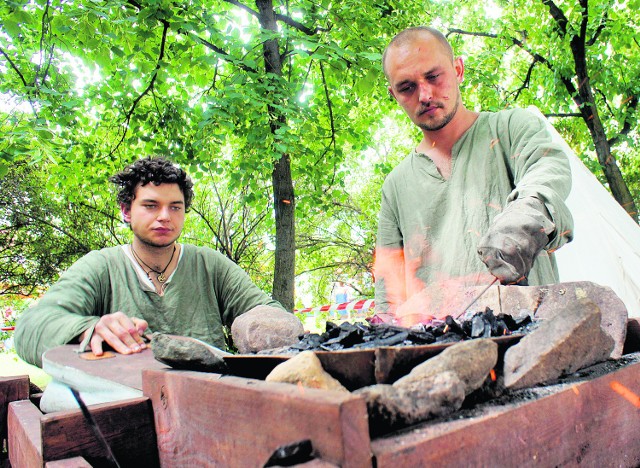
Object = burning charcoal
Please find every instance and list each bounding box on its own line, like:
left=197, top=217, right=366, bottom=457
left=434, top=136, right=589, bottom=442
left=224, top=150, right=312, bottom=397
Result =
left=290, top=332, right=323, bottom=351
left=497, top=313, right=518, bottom=331
left=406, top=328, right=436, bottom=345
left=470, top=314, right=492, bottom=338
left=375, top=331, right=409, bottom=347
left=444, top=315, right=466, bottom=335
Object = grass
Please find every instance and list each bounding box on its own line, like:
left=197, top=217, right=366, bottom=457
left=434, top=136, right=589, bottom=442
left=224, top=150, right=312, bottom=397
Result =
left=0, top=351, right=51, bottom=390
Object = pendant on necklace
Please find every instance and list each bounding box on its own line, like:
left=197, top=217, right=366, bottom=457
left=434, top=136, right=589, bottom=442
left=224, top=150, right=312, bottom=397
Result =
left=157, top=272, right=167, bottom=283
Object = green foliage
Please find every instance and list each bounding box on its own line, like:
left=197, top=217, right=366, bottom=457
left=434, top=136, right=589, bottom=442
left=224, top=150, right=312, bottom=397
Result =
left=1, top=0, right=638, bottom=307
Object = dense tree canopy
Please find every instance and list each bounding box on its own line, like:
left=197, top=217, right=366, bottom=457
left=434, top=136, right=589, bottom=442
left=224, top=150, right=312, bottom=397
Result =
left=1, top=0, right=638, bottom=308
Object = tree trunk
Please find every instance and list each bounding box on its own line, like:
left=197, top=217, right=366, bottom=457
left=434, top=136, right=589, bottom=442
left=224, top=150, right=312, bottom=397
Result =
left=545, top=0, right=639, bottom=222
left=256, top=0, right=296, bottom=311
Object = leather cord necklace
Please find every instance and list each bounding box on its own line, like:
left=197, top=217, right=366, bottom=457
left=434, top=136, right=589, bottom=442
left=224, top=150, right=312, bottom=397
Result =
left=131, top=244, right=176, bottom=283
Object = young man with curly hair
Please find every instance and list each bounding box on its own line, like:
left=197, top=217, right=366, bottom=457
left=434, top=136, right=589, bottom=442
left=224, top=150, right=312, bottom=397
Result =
left=15, top=157, right=300, bottom=368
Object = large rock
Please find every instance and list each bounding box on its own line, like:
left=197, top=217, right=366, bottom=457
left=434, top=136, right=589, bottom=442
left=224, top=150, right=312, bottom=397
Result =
left=354, top=371, right=465, bottom=434
left=353, top=339, right=497, bottom=432
left=265, top=350, right=348, bottom=392
left=503, top=299, right=614, bottom=389
left=394, top=338, right=498, bottom=395
left=533, top=282, right=627, bottom=359
left=152, top=333, right=230, bottom=372
left=231, top=306, right=304, bottom=354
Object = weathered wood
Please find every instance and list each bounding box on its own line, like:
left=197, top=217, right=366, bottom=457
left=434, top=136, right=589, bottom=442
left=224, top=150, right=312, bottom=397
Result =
left=8, top=400, right=43, bottom=468
left=370, top=359, right=640, bottom=467
left=43, top=345, right=167, bottom=391
left=41, top=397, right=159, bottom=467
left=45, top=456, right=92, bottom=467
left=1, top=375, right=29, bottom=450
left=143, top=369, right=372, bottom=468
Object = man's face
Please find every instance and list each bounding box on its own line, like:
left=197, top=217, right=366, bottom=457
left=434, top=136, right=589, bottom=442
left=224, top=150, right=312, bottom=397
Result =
left=121, top=182, right=185, bottom=248
left=385, top=34, right=464, bottom=132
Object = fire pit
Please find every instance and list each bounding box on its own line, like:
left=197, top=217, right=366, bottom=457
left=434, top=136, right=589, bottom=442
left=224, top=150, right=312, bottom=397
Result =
left=5, top=281, right=638, bottom=467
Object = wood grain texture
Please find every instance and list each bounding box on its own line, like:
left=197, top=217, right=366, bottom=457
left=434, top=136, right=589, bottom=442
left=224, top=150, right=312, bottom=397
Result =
left=143, top=369, right=372, bottom=468
left=41, top=397, right=159, bottom=467
left=0, top=375, right=29, bottom=446
left=8, top=400, right=43, bottom=468
left=370, top=359, right=640, bottom=468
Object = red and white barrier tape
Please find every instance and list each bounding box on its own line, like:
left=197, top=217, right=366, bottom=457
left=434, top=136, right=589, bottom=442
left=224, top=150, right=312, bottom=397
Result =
left=295, top=299, right=375, bottom=315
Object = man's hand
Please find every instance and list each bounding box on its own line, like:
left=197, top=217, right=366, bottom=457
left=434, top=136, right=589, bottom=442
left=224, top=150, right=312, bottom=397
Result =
left=80, top=312, right=149, bottom=357
left=478, top=197, right=555, bottom=285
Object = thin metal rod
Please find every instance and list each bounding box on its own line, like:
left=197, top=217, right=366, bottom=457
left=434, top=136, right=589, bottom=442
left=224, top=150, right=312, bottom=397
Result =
left=69, top=386, right=121, bottom=468
left=455, top=277, right=499, bottom=319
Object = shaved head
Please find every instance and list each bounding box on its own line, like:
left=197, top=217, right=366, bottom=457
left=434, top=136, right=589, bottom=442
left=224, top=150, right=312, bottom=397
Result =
left=382, top=27, right=454, bottom=80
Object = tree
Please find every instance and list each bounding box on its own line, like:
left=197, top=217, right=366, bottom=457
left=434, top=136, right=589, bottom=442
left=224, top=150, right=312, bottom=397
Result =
left=439, top=0, right=639, bottom=221
left=0, top=161, right=122, bottom=295
left=0, top=0, right=399, bottom=309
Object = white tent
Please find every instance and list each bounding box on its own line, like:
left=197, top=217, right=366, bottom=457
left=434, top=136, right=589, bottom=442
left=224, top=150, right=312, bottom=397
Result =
left=533, top=107, right=640, bottom=318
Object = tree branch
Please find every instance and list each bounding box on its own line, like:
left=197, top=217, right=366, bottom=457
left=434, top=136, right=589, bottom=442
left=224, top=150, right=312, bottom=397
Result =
left=541, top=0, right=569, bottom=36
left=110, top=20, right=169, bottom=156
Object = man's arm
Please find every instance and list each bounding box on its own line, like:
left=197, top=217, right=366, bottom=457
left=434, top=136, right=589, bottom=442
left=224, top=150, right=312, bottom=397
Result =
left=373, top=187, right=407, bottom=319
left=14, top=250, right=149, bottom=367
left=14, top=253, right=105, bottom=367
left=478, top=109, right=574, bottom=284
left=503, top=108, right=574, bottom=250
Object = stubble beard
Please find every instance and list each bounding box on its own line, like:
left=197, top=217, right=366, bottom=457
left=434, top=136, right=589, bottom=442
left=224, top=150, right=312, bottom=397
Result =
left=417, top=94, right=461, bottom=132
left=135, top=230, right=179, bottom=250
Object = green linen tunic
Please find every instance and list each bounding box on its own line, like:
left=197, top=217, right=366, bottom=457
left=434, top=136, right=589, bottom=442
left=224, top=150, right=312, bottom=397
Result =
left=375, top=108, right=574, bottom=313
left=15, top=244, right=284, bottom=367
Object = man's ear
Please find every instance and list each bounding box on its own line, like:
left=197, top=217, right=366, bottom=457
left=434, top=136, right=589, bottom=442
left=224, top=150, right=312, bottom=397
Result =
left=120, top=203, right=131, bottom=223
left=387, top=85, right=397, bottom=101
left=454, top=57, right=465, bottom=83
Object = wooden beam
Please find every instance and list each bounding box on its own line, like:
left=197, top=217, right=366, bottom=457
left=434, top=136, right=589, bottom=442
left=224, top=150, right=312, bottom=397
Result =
left=8, top=400, right=43, bottom=468
left=41, top=397, right=159, bottom=467
left=143, top=369, right=372, bottom=467
left=1, top=375, right=29, bottom=451
left=370, top=359, right=640, bottom=467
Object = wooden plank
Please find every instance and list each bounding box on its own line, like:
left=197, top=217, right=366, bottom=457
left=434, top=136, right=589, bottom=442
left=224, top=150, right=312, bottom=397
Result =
left=143, top=369, right=372, bottom=468
left=8, top=400, right=43, bottom=468
left=371, top=359, right=640, bottom=467
left=1, top=375, right=29, bottom=448
left=41, top=397, right=159, bottom=467
left=43, top=345, right=167, bottom=391
left=45, top=456, right=92, bottom=467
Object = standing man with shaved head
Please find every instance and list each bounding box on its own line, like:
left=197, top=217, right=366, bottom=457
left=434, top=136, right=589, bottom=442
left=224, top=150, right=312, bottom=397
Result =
left=374, top=26, right=574, bottom=324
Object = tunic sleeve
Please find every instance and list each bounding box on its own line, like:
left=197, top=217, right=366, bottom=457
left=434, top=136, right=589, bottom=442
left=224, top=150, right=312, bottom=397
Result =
left=502, top=108, right=574, bottom=250
left=14, top=252, right=105, bottom=367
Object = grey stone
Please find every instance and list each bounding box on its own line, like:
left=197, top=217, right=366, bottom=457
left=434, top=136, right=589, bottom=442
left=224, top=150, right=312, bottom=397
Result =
left=394, top=338, right=498, bottom=396
left=533, top=282, right=628, bottom=359
left=231, top=306, right=304, bottom=354
left=152, top=333, right=230, bottom=372
left=265, top=350, right=348, bottom=392
left=503, top=299, right=615, bottom=389
left=354, top=371, right=465, bottom=430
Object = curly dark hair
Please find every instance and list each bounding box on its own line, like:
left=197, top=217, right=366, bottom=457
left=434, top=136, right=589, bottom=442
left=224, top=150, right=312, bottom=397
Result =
left=109, top=156, right=194, bottom=210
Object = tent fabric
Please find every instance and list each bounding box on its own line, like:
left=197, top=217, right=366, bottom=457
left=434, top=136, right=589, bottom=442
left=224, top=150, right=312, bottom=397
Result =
left=532, top=107, right=640, bottom=318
